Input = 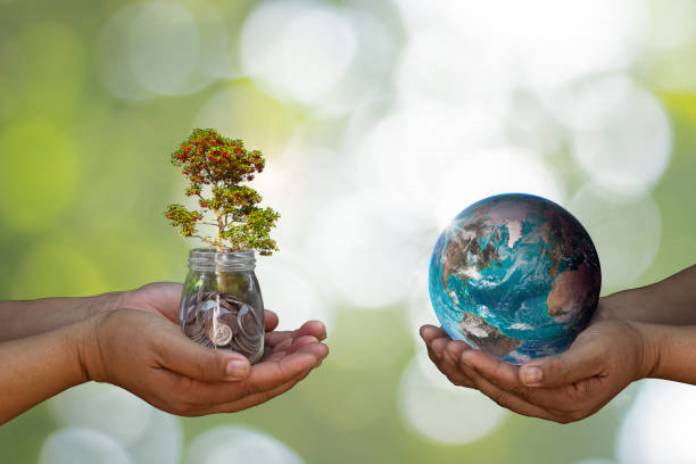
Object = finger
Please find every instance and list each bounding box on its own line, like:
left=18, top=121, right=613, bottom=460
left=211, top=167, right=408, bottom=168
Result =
left=420, top=325, right=448, bottom=344
left=422, top=339, right=476, bottom=388
left=464, top=364, right=562, bottom=421
left=154, top=331, right=251, bottom=382
left=429, top=337, right=449, bottom=361
left=460, top=350, right=522, bottom=390
left=460, top=351, right=595, bottom=414
left=205, top=368, right=314, bottom=414
left=265, top=321, right=327, bottom=347
left=166, top=356, right=317, bottom=411
left=424, top=340, right=470, bottom=386
left=264, top=310, right=279, bottom=332
left=433, top=356, right=475, bottom=388
left=519, top=342, right=603, bottom=388
left=245, top=342, right=328, bottom=393
left=264, top=335, right=320, bottom=362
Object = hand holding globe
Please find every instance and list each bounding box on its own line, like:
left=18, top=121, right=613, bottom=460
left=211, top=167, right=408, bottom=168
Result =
left=428, top=193, right=601, bottom=364
left=422, top=193, right=696, bottom=424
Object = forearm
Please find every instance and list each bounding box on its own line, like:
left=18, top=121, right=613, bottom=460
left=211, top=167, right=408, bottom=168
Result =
left=637, top=322, right=696, bottom=384
left=600, top=265, right=696, bottom=325
left=0, top=292, right=123, bottom=342
left=0, top=319, right=91, bottom=423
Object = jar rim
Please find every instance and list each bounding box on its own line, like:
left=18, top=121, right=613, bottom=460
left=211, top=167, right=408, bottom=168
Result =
left=188, top=248, right=256, bottom=272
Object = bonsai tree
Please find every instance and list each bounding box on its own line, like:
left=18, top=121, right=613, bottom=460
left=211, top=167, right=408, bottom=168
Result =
left=165, top=128, right=279, bottom=255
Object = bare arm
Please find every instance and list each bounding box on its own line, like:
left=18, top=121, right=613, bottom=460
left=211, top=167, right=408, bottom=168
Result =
left=0, top=292, right=122, bottom=342
left=641, top=322, right=696, bottom=384
left=600, top=265, right=696, bottom=325
left=0, top=320, right=88, bottom=423
left=0, top=308, right=329, bottom=424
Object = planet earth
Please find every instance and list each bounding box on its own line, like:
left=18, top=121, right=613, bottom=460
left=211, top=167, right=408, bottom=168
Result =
left=429, top=193, right=601, bottom=364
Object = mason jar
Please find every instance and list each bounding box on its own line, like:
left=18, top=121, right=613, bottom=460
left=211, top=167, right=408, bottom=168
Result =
left=179, top=248, right=265, bottom=363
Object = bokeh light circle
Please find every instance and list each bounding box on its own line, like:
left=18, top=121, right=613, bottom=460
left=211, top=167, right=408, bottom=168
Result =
left=240, top=0, right=357, bottom=105
left=567, top=185, right=661, bottom=291
left=399, top=358, right=508, bottom=445
left=185, top=426, right=304, bottom=464
left=394, top=0, right=648, bottom=91
left=553, top=76, right=672, bottom=196
left=50, top=383, right=153, bottom=447
left=255, top=254, right=335, bottom=331
left=355, top=102, right=564, bottom=228
left=39, top=427, right=133, bottom=464
left=128, top=411, right=183, bottom=464
left=616, top=380, right=696, bottom=463
left=126, top=1, right=201, bottom=95
left=308, top=189, right=426, bottom=310
left=97, top=0, right=221, bottom=99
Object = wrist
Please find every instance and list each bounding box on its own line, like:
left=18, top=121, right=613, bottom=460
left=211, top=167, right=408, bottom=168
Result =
left=629, top=321, right=663, bottom=380
left=85, top=291, right=127, bottom=317
left=74, top=312, right=110, bottom=383
left=596, top=285, right=659, bottom=323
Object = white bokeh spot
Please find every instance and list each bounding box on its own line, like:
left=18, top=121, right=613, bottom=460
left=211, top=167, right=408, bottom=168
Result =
left=399, top=358, right=508, bottom=445
left=616, top=380, right=696, bottom=463
left=185, top=426, right=304, bottom=464
left=240, top=0, right=357, bottom=105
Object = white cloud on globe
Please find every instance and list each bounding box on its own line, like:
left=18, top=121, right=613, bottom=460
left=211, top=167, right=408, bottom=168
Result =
left=616, top=380, right=696, bottom=463
left=39, top=428, right=133, bottom=464
left=399, top=357, right=508, bottom=445
left=240, top=0, right=357, bottom=106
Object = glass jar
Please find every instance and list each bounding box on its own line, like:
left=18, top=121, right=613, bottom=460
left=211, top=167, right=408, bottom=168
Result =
left=179, top=248, right=265, bottom=363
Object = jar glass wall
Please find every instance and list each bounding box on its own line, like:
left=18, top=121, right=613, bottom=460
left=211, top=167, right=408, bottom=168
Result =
left=179, top=249, right=265, bottom=363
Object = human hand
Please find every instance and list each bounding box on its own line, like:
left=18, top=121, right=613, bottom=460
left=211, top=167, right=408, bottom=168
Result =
left=80, top=308, right=328, bottom=416
left=116, top=282, right=184, bottom=322
left=420, top=316, right=654, bottom=423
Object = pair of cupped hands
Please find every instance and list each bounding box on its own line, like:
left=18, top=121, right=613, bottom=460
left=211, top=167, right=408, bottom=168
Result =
left=420, top=299, right=649, bottom=424
left=87, top=282, right=328, bottom=416
left=98, top=283, right=644, bottom=423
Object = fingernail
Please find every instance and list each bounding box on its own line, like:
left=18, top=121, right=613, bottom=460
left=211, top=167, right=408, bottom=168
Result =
left=521, top=366, right=542, bottom=385
left=225, top=359, right=248, bottom=380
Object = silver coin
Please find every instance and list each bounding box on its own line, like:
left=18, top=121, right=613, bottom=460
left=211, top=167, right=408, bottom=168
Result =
left=208, top=322, right=233, bottom=346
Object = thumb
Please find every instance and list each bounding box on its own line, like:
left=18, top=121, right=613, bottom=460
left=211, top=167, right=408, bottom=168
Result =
left=519, top=342, right=602, bottom=388
left=155, top=332, right=251, bottom=382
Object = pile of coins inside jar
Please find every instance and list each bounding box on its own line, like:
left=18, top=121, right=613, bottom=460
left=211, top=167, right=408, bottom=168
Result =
left=181, top=291, right=263, bottom=357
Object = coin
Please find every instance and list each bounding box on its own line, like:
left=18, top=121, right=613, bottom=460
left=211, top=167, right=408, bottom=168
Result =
left=208, top=322, right=233, bottom=346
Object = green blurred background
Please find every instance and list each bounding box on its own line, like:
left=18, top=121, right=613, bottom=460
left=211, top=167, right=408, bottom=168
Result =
left=1, top=0, right=696, bottom=463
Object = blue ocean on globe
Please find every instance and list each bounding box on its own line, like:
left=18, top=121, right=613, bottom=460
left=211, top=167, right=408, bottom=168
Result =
left=429, top=193, right=601, bottom=364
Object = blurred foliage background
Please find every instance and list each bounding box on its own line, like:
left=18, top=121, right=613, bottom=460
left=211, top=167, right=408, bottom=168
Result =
left=1, top=0, right=696, bottom=463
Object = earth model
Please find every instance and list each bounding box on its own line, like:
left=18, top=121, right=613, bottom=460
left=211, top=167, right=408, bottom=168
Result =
left=429, top=193, right=601, bottom=364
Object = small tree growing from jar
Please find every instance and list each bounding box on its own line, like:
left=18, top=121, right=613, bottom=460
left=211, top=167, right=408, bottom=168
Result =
left=165, top=128, right=279, bottom=362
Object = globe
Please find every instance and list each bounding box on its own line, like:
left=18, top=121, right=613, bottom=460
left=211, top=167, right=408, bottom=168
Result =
left=429, top=193, right=601, bottom=364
